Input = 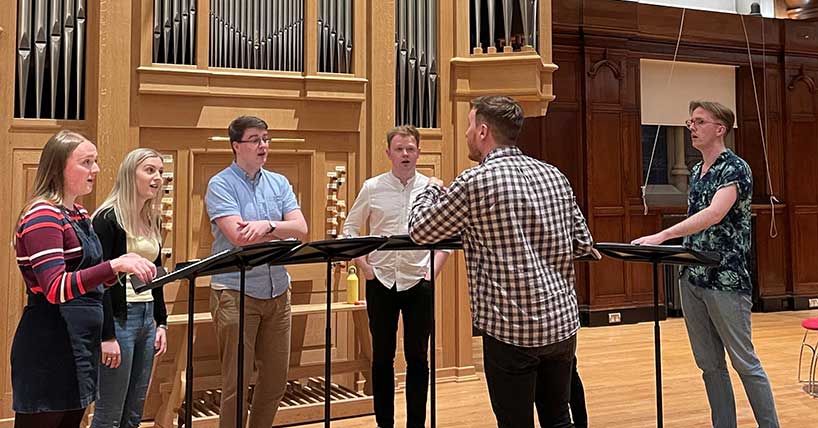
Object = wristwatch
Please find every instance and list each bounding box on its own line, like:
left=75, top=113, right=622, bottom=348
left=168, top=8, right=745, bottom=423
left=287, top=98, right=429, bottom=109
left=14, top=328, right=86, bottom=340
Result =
left=267, top=220, right=277, bottom=234
left=157, top=324, right=167, bottom=330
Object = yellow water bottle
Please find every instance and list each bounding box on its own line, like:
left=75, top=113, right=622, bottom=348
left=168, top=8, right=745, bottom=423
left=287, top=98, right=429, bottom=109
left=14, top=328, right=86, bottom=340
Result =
left=346, top=265, right=359, bottom=304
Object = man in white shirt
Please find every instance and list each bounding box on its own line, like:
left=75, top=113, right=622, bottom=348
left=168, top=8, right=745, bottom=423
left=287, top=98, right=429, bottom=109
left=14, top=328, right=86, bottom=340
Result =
left=343, top=125, right=450, bottom=428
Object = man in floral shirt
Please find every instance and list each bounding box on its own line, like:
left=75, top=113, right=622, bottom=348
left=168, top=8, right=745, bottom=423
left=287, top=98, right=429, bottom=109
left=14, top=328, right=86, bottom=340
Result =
left=633, top=101, right=778, bottom=428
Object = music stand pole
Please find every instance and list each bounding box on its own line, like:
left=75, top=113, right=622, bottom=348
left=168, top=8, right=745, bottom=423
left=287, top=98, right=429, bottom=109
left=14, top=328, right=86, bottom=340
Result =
left=593, top=243, right=720, bottom=428
left=185, top=275, right=196, bottom=427
left=324, top=257, right=332, bottom=428
left=652, top=260, right=663, bottom=428
left=429, top=249, right=436, bottom=428
left=275, top=237, right=389, bottom=427
left=237, top=263, right=247, bottom=428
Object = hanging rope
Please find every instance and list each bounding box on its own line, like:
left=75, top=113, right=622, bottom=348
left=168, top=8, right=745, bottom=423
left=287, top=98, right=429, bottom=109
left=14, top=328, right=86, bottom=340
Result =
left=641, top=8, right=686, bottom=215
left=739, top=14, right=780, bottom=238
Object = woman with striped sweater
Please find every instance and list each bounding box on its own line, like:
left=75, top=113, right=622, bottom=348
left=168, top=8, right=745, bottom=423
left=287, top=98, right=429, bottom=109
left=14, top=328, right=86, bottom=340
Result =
left=12, top=131, right=157, bottom=428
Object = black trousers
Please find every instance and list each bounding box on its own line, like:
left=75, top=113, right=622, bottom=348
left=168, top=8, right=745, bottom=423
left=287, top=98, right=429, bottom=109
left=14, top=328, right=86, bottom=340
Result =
left=14, top=409, right=86, bottom=428
left=366, top=278, right=434, bottom=428
left=570, top=357, right=588, bottom=428
left=482, top=333, right=577, bottom=428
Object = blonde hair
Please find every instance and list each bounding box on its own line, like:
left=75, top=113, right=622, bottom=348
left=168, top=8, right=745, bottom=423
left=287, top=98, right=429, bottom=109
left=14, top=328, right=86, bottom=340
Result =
left=93, top=148, right=164, bottom=242
left=18, top=130, right=90, bottom=222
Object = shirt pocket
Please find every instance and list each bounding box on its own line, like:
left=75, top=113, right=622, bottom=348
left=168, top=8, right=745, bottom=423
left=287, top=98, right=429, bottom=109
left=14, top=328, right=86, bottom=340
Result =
left=261, top=194, right=285, bottom=221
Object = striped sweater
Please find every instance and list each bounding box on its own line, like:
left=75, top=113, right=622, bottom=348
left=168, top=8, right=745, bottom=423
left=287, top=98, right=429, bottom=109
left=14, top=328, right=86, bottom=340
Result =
left=16, top=201, right=117, bottom=304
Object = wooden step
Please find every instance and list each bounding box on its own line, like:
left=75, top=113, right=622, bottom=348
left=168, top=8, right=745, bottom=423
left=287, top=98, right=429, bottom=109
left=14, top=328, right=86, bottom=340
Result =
left=165, top=302, right=367, bottom=326
left=175, top=378, right=373, bottom=427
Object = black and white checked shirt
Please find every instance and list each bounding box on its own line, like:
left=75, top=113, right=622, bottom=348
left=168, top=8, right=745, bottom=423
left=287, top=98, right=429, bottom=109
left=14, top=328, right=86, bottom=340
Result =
left=409, top=146, right=594, bottom=347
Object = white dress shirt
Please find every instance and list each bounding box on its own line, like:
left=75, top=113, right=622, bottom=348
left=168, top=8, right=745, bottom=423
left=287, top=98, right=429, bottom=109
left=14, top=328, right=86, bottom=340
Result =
left=343, top=171, right=431, bottom=291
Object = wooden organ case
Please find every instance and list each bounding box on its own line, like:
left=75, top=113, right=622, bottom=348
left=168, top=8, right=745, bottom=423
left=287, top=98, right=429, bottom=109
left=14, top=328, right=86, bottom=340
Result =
left=0, top=0, right=559, bottom=425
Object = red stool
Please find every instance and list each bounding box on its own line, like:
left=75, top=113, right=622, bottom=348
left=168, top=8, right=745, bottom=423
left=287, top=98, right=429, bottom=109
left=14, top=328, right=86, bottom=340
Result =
left=798, top=317, right=818, bottom=397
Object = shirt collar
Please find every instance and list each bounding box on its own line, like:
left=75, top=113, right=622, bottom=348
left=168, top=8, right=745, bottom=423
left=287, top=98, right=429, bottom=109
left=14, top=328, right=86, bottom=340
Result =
left=715, top=149, right=732, bottom=165
left=483, top=145, right=523, bottom=163
left=387, top=170, right=417, bottom=187
left=698, top=149, right=732, bottom=174
left=229, top=161, right=261, bottom=184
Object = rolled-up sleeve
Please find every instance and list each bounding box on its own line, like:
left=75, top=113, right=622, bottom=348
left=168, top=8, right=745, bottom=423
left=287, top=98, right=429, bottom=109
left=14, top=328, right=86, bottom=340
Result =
left=280, top=182, right=300, bottom=215
left=206, top=176, right=240, bottom=222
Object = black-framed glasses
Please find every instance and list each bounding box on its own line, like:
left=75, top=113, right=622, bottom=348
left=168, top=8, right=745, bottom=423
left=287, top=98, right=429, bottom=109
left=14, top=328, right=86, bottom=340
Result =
left=685, top=118, right=723, bottom=129
left=237, top=136, right=272, bottom=146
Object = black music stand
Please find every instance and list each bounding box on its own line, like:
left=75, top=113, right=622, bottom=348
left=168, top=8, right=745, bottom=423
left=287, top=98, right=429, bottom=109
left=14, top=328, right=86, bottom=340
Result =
left=134, top=240, right=302, bottom=428
left=379, top=234, right=462, bottom=428
left=273, top=236, right=389, bottom=428
left=593, top=243, right=720, bottom=428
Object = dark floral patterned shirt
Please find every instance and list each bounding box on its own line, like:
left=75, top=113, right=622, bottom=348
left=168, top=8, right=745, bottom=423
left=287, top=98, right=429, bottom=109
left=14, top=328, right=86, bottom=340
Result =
left=682, top=149, right=753, bottom=295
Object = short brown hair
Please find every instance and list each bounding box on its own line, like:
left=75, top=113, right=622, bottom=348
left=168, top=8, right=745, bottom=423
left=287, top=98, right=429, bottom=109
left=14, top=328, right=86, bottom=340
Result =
left=386, top=125, right=421, bottom=148
left=470, top=95, right=524, bottom=145
left=228, top=115, right=268, bottom=143
left=689, top=101, right=735, bottom=136
left=228, top=115, right=268, bottom=156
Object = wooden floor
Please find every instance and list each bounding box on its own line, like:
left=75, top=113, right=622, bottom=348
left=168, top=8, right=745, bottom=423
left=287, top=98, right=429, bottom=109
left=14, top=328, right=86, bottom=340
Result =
left=299, top=309, right=818, bottom=428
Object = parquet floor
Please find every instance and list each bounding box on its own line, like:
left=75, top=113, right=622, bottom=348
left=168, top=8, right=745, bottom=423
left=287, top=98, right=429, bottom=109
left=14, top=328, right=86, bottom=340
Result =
left=299, top=309, right=818, bottom=427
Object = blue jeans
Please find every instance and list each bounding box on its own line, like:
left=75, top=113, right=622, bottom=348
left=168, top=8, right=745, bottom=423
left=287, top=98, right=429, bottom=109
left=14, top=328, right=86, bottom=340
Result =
left=680, top=277, right=779, bottom=428
left=91, top=302, right=156, bottom=428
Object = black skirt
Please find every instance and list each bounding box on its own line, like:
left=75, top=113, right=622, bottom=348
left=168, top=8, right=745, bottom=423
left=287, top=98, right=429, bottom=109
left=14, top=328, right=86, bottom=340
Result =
left=11, top=290, right=103, bottom=413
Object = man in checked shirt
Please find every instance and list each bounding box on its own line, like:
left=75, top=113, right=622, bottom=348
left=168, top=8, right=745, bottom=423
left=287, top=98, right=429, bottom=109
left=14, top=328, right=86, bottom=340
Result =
left=409, top=95, right=596, bottom=428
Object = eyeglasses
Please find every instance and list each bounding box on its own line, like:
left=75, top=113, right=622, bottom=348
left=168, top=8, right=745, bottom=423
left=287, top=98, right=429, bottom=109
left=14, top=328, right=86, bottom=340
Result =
left=237, top=136, right=272, bottom=146
left=684, top=118, right=724, bottom=129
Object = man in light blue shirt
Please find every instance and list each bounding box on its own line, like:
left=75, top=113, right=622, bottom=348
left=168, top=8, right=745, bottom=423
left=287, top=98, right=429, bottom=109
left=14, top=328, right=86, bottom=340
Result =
left=205, top=115, right=308, bottom=428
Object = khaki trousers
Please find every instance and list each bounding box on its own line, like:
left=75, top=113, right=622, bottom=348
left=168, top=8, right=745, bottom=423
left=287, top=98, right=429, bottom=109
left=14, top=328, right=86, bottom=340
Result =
left=209, top=289, right=291, bottom=428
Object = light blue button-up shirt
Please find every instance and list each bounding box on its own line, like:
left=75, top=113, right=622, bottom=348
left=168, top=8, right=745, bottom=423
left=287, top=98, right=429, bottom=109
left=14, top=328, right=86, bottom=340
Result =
left=205, top=162, right=300, bottom=299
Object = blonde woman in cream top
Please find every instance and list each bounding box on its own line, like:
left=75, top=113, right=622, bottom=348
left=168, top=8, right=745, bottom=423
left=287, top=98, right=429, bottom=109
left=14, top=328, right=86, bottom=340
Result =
left=91, top=148, right=168, bottom=428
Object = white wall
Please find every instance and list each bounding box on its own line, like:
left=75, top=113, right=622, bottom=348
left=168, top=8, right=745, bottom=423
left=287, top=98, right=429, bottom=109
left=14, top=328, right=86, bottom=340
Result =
left=621, top=0, right=775, bottom=17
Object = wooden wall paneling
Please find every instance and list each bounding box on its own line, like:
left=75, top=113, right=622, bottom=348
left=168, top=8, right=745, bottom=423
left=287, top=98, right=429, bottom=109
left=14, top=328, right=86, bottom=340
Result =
left=627, top=210, right=663, bottom=308
left=622, top=111, right=641, bottom=203
left=585, top=43, right=630, bottom=319
left=545, top=48, right=585, bottom=199
left=737, top=66, right=787, bottom=203
left=517, top=117, right=543, bottom=161
left=752, top=206, right=790, bottom=310
left=367, top=0, right=396, bottom=175
left=784, top=20, right=818, bottom=55
left=545, top=47, right=590, bottom=309
left=137, top=96, right=364, bottom=134
left=94, top=0, right=138, bottom=204
left=544, top=109, right=584, bottom=196
left=581, top=0, right=637, bottom=34
left=138, top=0, right=153, bottom=67
left=304, top=0, right=318, bottom=75
left=785, top=124, right=818, bottom=205
left=441, top=0, right=475, bottom=376
left=0, top=8, right=14, bottom=412
left=736, top=63, right=793, bottom=310
left=588, top=212, right=626, bottom=308
left=764, top=67, right=786, bottom=201
left=783, top=56, right=818, bottom=308
left=792, top=207, right=818, bottom=297
left=551, top=0, right=818, bottom=322
left=587, top=111, right=624, bottom=207
left=0, top=151, right=42, bottom=414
